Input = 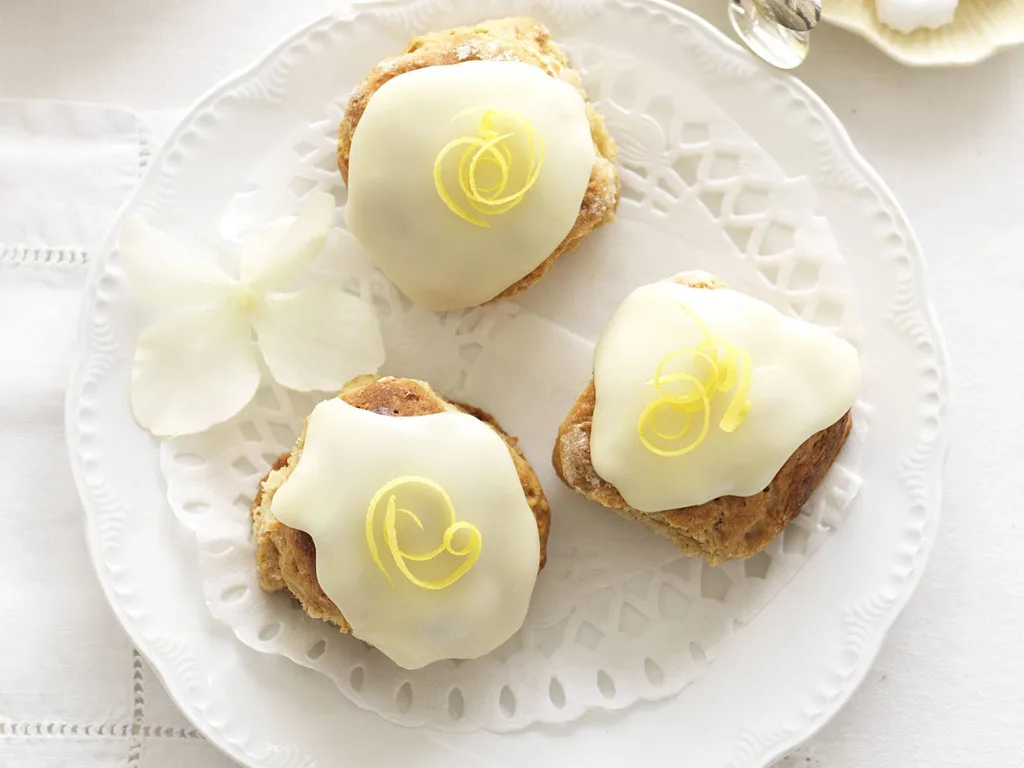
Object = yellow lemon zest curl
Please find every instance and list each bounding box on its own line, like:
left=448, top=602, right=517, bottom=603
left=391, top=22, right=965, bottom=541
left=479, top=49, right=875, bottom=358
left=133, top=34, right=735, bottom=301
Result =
left=638, top=304, right=754, bottom=457
left=433, top=107, right=545, bottom=227
left=365, top=476, right=482, bottom=590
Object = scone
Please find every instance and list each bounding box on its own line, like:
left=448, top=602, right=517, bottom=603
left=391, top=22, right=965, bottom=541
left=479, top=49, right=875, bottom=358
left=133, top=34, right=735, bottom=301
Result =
left=339, top=17, right=619, bottom=311
left=553, top=272, right=860, bottom=565
left=252, top=375, right=550, bottom=669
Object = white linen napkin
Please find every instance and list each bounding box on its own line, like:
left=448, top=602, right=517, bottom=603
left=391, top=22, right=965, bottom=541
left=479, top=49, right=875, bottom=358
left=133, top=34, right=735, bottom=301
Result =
left=0, top=99, right=235, bottom=768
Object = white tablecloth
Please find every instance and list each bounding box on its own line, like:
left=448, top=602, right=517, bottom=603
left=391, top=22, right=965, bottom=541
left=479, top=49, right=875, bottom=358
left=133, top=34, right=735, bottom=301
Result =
left=0, top=1, right=1021, bottom=766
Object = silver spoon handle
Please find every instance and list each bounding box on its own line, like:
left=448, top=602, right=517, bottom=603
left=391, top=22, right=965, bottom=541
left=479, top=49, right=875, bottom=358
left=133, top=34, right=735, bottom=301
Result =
left=729, top=0, right=812, bottom=69
left=763, top=0, right=822, bottom=32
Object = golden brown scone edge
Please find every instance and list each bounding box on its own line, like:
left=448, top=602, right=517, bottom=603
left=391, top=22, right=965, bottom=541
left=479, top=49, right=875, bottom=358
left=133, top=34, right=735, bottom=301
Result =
left=252, top=375, right=551, bottom=634
left=337, top=17, right=619, bottom=305
left=552, top=272, right=853, bottom=565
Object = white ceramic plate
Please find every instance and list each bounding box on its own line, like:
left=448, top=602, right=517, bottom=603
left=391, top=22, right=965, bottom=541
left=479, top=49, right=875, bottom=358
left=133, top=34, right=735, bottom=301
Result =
left=824, top=0, right=1024, bottom=66
left=66, top=0, right=950, bottom=765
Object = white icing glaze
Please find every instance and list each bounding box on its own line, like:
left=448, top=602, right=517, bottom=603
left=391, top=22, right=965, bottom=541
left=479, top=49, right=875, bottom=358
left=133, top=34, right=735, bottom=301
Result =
left=346, top=60, right=596, bottom=310
left=270, top=396, right=540, bottom=670
left=590, top=281, right=860, bottom=513
left=876, top=0, right=957, bottom=34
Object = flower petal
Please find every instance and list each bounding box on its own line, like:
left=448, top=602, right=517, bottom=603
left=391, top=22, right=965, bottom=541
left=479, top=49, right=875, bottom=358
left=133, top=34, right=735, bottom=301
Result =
left=119, top=216, right=237, bottom=307
left=305, top=227, right=380, bottom=287
left=221, top=186, right=297, bottom=242
left=238, top=217, right=294, bottom=285
left=131, top=306, right=261, bottom=436
left=251, top=286, right=385, bottom=392
left=245, top=192, right=336, bottom=291
left=248, top=226, right=379, bottom=290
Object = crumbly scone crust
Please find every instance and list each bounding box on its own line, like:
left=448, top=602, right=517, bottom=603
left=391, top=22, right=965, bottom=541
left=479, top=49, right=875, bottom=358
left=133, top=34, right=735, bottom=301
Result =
left=251, top=375, right=551, bottom=633
left=337, top=16, right=620, bottom=304
left=552, top=272, right=853, bottom=565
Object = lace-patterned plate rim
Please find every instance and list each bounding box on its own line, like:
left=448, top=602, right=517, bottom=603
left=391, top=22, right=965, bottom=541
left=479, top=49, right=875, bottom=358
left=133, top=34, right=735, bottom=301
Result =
left=64, top=0, right=950, bottom=767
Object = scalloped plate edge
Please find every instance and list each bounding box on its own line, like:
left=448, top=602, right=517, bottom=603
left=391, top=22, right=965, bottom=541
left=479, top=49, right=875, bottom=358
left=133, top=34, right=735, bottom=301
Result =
left=64, top=1, right=952, bottom=766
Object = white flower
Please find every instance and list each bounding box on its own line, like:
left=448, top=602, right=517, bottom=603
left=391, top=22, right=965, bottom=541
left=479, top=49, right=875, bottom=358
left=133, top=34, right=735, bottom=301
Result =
left=119, top=192, right=385, bottom=437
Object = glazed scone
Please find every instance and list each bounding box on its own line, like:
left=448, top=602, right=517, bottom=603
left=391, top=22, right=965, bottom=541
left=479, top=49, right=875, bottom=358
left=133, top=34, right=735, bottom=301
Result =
left=553, top=272, right=858, bottom=565
left=339, top=17, right=619, bottom=310
left=252, top=375, right=550, bottom=667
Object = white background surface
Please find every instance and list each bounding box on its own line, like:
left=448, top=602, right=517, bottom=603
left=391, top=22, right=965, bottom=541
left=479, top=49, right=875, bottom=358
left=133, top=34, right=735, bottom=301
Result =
left=0, top=1, right=1020, bottom=766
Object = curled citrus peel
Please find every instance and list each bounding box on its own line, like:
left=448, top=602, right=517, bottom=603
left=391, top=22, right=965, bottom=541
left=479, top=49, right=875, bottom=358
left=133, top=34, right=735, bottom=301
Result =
left=433, top=107, right=545, bottom=227
left=637, top=304, right=754, bottom=457
left=365, top=475, right=482, bottom=590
